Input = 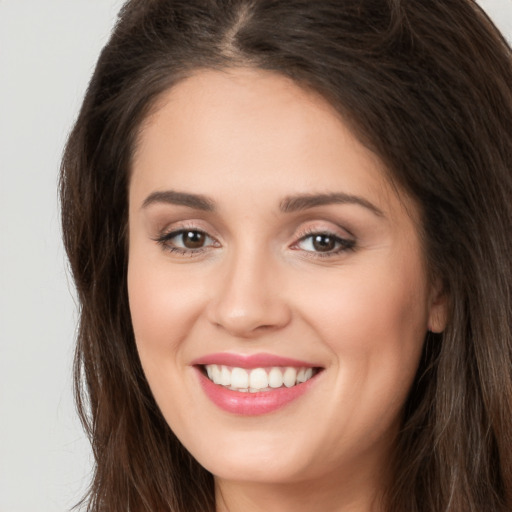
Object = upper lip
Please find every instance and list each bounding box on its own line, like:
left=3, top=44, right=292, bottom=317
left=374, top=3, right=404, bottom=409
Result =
left=191, top=352, right=320, bottom=369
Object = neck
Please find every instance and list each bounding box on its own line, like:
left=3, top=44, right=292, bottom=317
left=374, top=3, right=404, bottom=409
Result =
left=214, top=466, right=387, bottom=512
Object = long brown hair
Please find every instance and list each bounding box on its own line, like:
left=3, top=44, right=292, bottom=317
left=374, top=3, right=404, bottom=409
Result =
left=60, top=1, right=512, bottom=510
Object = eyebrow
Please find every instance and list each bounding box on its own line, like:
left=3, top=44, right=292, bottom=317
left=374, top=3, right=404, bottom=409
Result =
left=142, top=190, right=215, bottom=211
left=141, top=189, right=383, bottom=217
left=279, top=193, right=384, bottom=217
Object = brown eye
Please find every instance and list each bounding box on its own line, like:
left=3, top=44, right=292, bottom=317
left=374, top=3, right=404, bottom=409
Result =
left=156, top=228, right=217, bottom=254
left=295, top=231, right=355, bottom=256
left=182, top=230, right=206, bottom=249
left=312, top=234, right=336, bottom=252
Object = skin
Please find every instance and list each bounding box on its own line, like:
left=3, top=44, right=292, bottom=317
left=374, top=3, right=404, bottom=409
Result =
left=127, top=68, right=447, bottom=512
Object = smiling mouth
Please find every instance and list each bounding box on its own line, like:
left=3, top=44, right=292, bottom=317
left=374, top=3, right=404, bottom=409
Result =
left=200, top=364, right=321, bottom=393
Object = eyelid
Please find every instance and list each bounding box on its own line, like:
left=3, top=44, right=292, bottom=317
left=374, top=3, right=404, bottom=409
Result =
left=151, top=220, right=355, bottom=257
left=293, top=221, right=354, bottom=242
left=154, top=217, right=219, bottom=236
left=153, top=222, right=221, bottom=255
left=290, top=224, right=356, bottom=257
left=158, top=228, right=215, bottom=244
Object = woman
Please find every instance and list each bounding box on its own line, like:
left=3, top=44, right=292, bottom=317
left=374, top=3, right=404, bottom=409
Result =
left=60, top=1, right=512, bottom=511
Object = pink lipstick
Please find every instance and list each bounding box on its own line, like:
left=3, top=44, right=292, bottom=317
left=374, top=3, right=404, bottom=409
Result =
left=191, top=352, right=322, bottom=416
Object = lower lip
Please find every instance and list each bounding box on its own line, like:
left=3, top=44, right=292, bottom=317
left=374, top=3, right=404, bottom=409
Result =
left=196, top=368, right=319, bottom=416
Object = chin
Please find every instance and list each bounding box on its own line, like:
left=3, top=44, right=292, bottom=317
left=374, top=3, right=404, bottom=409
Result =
left=204, top=455, right=311, bottom=484
left=184, top=428, right=327, bottom=484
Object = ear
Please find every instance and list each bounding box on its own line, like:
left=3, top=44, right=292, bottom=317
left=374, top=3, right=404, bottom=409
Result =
left=427, top=279, right=449, bottom=333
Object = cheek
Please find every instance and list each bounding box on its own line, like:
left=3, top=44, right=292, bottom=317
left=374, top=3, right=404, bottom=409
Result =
left=301, top=260, right=428, bottom=347
left=127, top=247, right=205, bottom=365
left=126, top=251, right=209, bottom=429
left=296, top=256, right=429, bottom=411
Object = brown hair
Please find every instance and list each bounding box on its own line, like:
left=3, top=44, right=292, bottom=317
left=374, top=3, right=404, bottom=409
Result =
left=60, top=1, right=512, bottom=510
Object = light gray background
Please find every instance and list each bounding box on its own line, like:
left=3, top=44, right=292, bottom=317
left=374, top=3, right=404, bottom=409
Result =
left=0, top=1, right=510, bottom=511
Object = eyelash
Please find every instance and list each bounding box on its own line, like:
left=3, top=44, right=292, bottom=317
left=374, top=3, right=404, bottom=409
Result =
left=154, top=227, right=216, bottom=256
left=293, top=228, right=356, bottom=258
left=154, top=226, right=356, bottom=258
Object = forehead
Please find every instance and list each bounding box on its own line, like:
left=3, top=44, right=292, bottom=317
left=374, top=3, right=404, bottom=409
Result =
left=130, top=68, right=413, bottom=222
left=134, top=68, right=358, bottom=169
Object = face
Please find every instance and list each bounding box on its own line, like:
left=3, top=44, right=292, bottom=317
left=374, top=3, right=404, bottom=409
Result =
left=128, top=69, right=446, bottom=490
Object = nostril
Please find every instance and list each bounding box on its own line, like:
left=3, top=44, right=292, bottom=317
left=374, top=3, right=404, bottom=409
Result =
left=205, top=277, right=292, bottom=337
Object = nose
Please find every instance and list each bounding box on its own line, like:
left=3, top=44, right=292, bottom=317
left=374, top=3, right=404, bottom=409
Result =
left=206, top=245, right=292, bottom=338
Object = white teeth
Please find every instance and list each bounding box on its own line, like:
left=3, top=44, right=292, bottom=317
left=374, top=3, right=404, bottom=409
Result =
left=249, top=368, right=268, bottom=389
left=283, top=367, right=297, bottom=387
left=297, top=368, right=313, bottom=383
left=220, top=366, right=231, bottom=386
left=204, top=364, right=317, bottom=392
left=212, top=365, right=222, bottom=384
left=231, top=367, right=249, bottom=389
left=268, top=367, right=283, bottom=388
